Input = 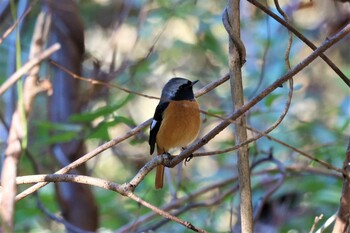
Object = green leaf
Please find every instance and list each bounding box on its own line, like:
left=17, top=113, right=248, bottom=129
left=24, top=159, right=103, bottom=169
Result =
left=113, top=116, right=135, bottom=126
left=264, top=93, right=281, bottom=107
left=207, top=108, right=226, bottom=116
left=34, top=121, right=82, bottom=132
left=43, top=132, right=78, bottom=145
left=199, top=26, right=227, bottom=65
left=88, top=122, right=110, bottom=140
left=70, top=95, right=132, bottom=122
left=87, top=116, right=135, bottom=140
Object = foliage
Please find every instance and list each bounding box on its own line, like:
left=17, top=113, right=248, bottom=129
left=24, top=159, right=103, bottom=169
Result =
left=0, top=0, right=349, bottom=232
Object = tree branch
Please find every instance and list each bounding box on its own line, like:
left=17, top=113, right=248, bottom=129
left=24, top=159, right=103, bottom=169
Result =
left=16, top=174, right=208, bottom=233
left=0, top=43, right=60, bottom=96
left=14, top=159, right=341, bottom=232
left=15, top=22, right=350, bottom=205
left=333, top=139, right=350, bottom=233
left=166, top=23, right=350, bottom=171
left=9, top=21, right=350, bottom=233
left=15, top=118, right=152, bottom=201
left=225, top=0, right=253, bottom=232
left=247, top=0, right=350, bottom=88
left=0, top=12, right=56, bottom=232
left=0, top=3, right=33, bottom=45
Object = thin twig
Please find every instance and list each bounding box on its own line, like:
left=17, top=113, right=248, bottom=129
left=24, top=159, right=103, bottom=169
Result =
left=14, top=20, right=350, bottom=215
left=127, top=192, right=208, bottom=233
left=247, top=0, right=350, bottom=87
left=195, top=73, right=229, bottom=98
left=35, top=192, right=93, bottom=233
left=119, top=163, right=340, bottom=232
left=15, top=118, right=151, bottom=201
left=117, top=175, right=238, bottom=232
left=248, top=2, right=271, bottom=100
left=16, top=162, right=339, bottom=232
left=317, top=212, right=337, bottom=233
left=50, top=61, right=230, bottom=101
left=49, top=59, right=159, bottom=100
left=193, top=112, right=343, bottom=175
left=0, top=43, right=60, bottom=96
left=167, top=22, right=350, bottom=170
left=196, top=70, right=293, bottom=154
left=252, top=154, right=286, bottom=221
left=16, top=174, right=208, bottom=233
left=273, top=0, right=293, bottom=70
left=222, top=7, right=246, bottom=66
left=1, top=10, right=55, bottom=231
left=0, top=4, right=33, bottom=45
left=310, top=214, right=324, bottom=233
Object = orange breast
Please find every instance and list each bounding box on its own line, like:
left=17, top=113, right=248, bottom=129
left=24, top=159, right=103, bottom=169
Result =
left=156, top=100, right=200, bottom=153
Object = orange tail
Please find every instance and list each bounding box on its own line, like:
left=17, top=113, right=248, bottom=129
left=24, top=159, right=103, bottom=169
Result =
left=155, top=146, right=165, bottom=189
left=155, top=164, right=164, bottom=189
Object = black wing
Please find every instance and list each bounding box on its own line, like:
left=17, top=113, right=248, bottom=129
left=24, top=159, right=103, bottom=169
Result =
left=149, top=102, right=169, bottom=154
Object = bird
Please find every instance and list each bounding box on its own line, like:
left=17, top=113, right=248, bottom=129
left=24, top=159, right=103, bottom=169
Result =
left=149, top=77, right=201, bottom=189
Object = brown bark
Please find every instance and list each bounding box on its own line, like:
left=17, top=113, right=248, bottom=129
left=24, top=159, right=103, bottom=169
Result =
left=0, top=3, right=53, bottom=231
left=44, top=0, right=98, bottom=231
left=333, top=139, right=350, bottom=233
left=225, top=0, right=253, bottom=232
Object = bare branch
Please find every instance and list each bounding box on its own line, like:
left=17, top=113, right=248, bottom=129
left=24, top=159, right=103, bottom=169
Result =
left=222, top=7, right=246, bottom=66
left=195, top=73, right=229, bottom=98
left=15, top=119, right=151, bottom=201
left=0, top=12, right=56, bottom=231
left=16, top=174, right=208, bottom=233
left=193, top=114, right=344, bottom=175
left=0, top=4, right=33, bottom=45
left=225, top=0, right=253, bottom=232
left=0, top=43, right=60, bottom=96
left=252, top=155, right=286, bottom=221
left=9, top=21, right=350, bottom=233
left=164, top=22, right=350, bottom=170
left=333, top=139, right=350, bottom=232
left=247, top=0, right=350, bottom=88
left=310, top=214, right=324, bottom=233
left=15, top=22, right=350, bottom=204
left=14, top=161, right=340, bottom=232
left=49, top=59, right=159, bottom=100
left=317, top=212, right=337, bottom=233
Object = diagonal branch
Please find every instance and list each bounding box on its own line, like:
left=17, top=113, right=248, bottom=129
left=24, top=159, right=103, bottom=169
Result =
left=247, top=0, right=350, bottom=88
left=0, top=3, right=33, bottom=45
left=0, top=12, right=56, bottom=232
left=15, top=118, right=152, bottom=201
left=14, top=21, right=350, bottom=221
left=16, top=174, right=208, bottom=233
left=0, top=43, right=60, bottom=96
left=167, top=22, right=350, bottom=168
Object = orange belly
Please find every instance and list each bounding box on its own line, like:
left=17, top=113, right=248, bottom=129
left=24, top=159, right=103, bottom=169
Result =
left=156, top=100, right=200, bottom=153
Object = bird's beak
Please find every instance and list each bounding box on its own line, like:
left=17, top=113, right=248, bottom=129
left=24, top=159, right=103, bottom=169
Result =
left=191, top=80, right=199, bottom=86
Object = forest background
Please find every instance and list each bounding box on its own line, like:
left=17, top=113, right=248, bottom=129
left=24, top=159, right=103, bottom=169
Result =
left=0, top=0, right=349, bottom=232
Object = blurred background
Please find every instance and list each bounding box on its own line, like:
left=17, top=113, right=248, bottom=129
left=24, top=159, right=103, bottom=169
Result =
left=0, top=0, right=349, bottom=232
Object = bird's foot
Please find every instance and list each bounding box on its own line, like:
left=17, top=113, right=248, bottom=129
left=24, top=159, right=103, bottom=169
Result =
left=162, top=152, right=173, bottom=161
left=184, top=155, right=193, bottom=166
left=182, top=147, right=193, bottom=166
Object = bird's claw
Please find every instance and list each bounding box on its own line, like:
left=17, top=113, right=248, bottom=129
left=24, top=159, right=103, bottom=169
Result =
left=184, top=154, right=193, bottom=166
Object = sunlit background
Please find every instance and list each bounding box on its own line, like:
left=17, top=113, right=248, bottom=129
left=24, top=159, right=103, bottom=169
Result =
left=0, top=0, right=349, bottom=232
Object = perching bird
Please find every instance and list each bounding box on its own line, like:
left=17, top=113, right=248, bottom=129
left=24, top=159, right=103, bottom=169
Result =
left=149, top=77, right=201, bottom=189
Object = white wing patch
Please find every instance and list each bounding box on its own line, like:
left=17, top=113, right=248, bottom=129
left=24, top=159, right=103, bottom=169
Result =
left=151, top=120, right=157, bottom=130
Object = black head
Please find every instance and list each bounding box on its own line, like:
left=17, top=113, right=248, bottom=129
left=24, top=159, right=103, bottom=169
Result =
left=160, top=77, right=198, bottom=102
